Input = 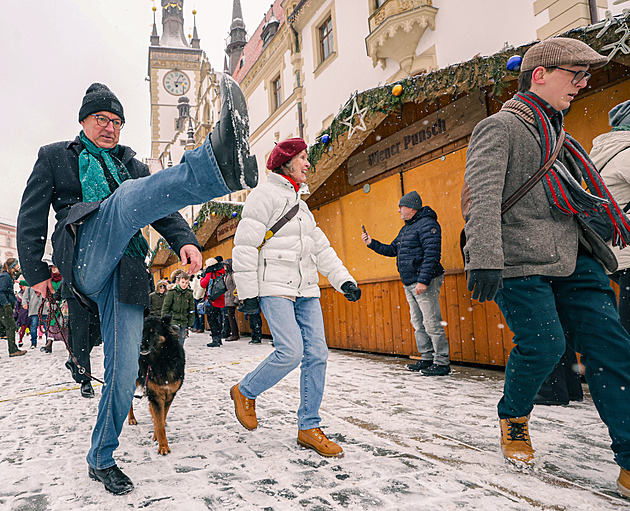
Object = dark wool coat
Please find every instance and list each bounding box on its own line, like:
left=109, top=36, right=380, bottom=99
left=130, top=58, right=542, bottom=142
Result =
left=161, top=286, right=195, bottom=328
left=17, top=136, right=200, bottom=309
left=368, top=207, right=444, bottom=286
left=0, top=273, right=16, bottom=307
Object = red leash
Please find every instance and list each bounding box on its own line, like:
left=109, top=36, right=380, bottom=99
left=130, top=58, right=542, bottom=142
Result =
left=38, top=289, right=104, bottom=385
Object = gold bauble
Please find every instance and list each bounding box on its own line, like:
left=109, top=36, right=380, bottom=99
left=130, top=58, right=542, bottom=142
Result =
left=392, top=84, right=403, bottom=97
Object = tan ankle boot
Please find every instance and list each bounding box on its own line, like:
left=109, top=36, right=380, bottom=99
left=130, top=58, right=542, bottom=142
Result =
left=500, top=416, right=534, bottom=466
left=230, top=384, right=257, bottom=430
left=297, top=428, right=343, bottom=457
left=618, top=468, right=630, bottom=498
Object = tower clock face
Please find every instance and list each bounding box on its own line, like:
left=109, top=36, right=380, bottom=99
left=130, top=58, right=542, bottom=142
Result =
left=164, top=70, right=190, bottom=96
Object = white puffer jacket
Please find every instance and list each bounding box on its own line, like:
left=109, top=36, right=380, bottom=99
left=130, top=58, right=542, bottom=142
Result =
left=590, top=131, right=630, bottom=271
left=233, top=173, right=355, bottom=299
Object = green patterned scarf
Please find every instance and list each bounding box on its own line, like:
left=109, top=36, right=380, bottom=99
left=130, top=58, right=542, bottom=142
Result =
left=78, top=131, right=149, bottom=259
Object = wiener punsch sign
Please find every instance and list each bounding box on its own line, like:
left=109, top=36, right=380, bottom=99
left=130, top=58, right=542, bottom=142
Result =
left=347, top=94, right=486, bottom=185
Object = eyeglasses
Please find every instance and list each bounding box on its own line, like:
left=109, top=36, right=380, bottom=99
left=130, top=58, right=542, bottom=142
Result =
left=552, top=67, right=591, bottom=85
left=91, top=114, right=124, bottom=131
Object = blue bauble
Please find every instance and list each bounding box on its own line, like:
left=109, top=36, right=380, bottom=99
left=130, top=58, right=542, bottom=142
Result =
left=506, top=55, right=522, bottom=71
left=232, top=211, right=238, bottom=218
left=321, top=134, right=330, bottom=144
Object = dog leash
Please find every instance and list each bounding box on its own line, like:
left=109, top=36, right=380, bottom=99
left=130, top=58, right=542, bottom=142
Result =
left=38, top=289, right=104, bottom=385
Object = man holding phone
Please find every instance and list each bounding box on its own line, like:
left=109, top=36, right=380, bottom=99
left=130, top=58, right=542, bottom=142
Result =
left=361, top=191, right=450, bottom=375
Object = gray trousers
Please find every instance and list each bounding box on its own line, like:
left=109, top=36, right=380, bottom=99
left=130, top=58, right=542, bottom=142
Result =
left=403, top=275, right=450, bottom=366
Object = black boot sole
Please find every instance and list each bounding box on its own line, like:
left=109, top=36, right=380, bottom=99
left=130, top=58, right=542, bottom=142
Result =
left=210, top=74, right=258, bottom=191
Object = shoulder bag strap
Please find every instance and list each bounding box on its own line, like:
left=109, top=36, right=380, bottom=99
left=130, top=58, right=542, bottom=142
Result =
left=258, top=203, right=300, bottom=250
left=501, top=129, right=566, bottom=215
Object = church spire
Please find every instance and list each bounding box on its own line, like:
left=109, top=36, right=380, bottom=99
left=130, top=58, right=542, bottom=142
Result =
left=160, top=0, right=188, bottom=48
left=190, top=9, right=200, bottom=49
left=150, top=5, right=160, bottom=46
left=226, top=0, right=247, bottom=75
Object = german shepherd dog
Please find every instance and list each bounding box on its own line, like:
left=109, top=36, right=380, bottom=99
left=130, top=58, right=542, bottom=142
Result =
left=128, top=315, right=185, bottom=455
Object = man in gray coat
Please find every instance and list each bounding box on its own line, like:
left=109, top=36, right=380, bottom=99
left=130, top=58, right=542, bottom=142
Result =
left=464, top=37, right=630, bottom=497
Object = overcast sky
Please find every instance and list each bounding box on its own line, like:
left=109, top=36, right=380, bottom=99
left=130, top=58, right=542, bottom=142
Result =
left=0, top=0, right=273, bottom=224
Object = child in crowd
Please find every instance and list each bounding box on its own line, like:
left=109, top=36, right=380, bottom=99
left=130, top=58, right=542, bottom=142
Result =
left=162, top=273, right=195, bottom=345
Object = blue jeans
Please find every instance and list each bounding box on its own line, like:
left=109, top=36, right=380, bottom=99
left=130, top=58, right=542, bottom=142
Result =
left=240, top=297, right=328, bottom=430
left=495, top=253, right=630, bottom=470
left=73, top=137, right=230, bottom=470
left=403, top=275, right=450, bottom=365
left=29, top=314, right=44, bottom=345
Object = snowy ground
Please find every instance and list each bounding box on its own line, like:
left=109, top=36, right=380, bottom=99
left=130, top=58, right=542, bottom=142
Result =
left=0, top=332, right=628, bottom=511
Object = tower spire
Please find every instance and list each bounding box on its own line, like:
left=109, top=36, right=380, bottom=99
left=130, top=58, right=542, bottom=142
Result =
left=226, top=0, right=247, bottom=75
left=160, top=0, right=188, bottom=48
left=150, top=5, right=160, bottom=46
left=191, top=9, right=200, bottom=49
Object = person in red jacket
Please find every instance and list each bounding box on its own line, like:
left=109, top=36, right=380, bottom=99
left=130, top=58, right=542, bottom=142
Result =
left=200, top=256, right=226, bottom=347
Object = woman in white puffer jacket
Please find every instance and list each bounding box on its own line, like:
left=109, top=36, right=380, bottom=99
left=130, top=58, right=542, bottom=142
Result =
left=230, top=138, right=361, bottom=458
left=590, top=99, right=630, bottom=335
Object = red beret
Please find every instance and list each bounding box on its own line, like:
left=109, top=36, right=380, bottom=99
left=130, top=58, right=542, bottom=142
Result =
left=266, top=138, right=308, bottom=170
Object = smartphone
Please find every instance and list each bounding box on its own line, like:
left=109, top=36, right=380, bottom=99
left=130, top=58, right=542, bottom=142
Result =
left=361, top=225, right=366, bottom=233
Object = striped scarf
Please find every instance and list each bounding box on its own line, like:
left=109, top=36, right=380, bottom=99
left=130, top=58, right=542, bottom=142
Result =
left=501, top=91, right=630, bottom=248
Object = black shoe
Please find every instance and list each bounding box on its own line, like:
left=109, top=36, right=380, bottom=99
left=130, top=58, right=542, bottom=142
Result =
left=81, top=380, right=95, bottom=398
left=88, top=464, right=134, bottom=495
left=210, top=73, right=258, bottom=191
left=407, top=360, right=433, bottom=372
left=421, top=363, right=451, bottom=376
left=249, top=339, right=262, bottom=345
left=207, top=341, right=222, bottom=347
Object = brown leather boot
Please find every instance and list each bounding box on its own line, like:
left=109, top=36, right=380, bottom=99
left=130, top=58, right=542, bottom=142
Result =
left=297, top=428, right=344, bottom=457
left=9, top=349, right=27, bottom=357
left=230, top=384, right=257, bottom=430
left=500, top=416, right=534, bottom=466
left=618, top=468, right=630, bottom=498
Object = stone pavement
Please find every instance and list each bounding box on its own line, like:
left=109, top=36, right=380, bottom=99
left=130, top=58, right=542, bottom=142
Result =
left=0, top=331, right=628, bottom=510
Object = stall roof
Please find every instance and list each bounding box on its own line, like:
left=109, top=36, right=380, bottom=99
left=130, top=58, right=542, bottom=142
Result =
left=306, top=11, right=630, bottom=195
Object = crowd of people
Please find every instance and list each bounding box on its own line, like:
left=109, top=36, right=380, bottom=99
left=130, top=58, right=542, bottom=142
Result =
left=3, top=36, right=630, bottom=499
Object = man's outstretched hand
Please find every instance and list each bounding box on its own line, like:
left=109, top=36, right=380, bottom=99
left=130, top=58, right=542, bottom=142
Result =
left=32, top=279, right=54, bottom=297
left=180, top=244, right=202, bottom=275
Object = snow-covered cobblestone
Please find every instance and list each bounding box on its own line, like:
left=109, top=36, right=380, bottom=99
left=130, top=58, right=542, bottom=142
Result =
left=0, top=332, right=627, bottom=510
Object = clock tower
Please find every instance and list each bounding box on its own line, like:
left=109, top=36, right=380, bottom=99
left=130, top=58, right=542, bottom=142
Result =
left=148, top=0, right=203, bottom=162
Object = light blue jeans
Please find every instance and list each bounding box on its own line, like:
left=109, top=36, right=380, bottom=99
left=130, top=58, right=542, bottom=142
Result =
left=239, top=296, right=329, bottom=430
left=403, top=275, right=450, bottom=366
left=74, top=137, right=230, bottom=470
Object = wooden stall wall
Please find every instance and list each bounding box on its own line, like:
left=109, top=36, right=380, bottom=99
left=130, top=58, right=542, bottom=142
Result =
left=320, top=274, right=514, bottom=366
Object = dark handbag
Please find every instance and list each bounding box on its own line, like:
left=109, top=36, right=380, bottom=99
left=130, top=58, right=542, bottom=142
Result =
left=208, top=273, right=227, bottom=301
left=583, top=146, right=630, bottom=241
left=584, top=202, right=630, bottom=241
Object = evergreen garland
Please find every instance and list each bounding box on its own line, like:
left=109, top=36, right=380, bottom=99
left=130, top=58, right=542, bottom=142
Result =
left=308, top=13, right=630, bottom=169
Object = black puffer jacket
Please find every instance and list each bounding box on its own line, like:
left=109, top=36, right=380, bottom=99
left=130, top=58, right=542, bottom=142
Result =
left=0, top=272, right=16, bottom=307
left=368, top=206, right=444, bottom=286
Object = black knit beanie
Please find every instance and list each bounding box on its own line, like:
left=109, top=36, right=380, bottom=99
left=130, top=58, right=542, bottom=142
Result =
left=398, top=191, right=423, bottom=210
left=78, top=83, right=125, bottom=123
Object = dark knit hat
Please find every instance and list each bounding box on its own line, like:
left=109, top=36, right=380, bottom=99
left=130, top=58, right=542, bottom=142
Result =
left=399, top=191, right=422, bottom=210
left=78, top=83, right=125, bottom=123
left=267, top=138, right=308, bottom=170
left=521, top=37, right=607, bottom=73
left=609, top=100, right=630, bottom=127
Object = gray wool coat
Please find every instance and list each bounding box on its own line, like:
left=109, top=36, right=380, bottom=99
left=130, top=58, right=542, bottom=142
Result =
left=463, top=110, right=616, bottom=278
